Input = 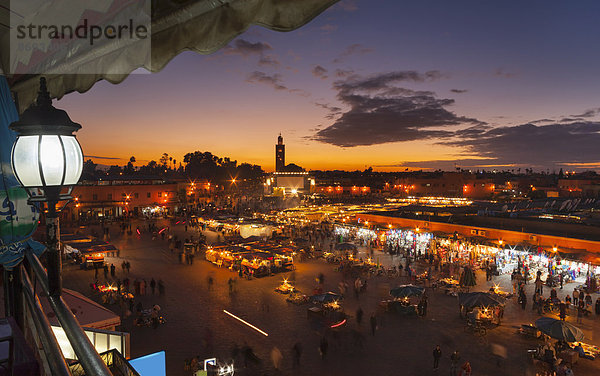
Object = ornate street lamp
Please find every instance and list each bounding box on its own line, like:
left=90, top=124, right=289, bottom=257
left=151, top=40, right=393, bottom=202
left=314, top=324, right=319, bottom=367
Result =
left=10, top=77, right=83, bottom=296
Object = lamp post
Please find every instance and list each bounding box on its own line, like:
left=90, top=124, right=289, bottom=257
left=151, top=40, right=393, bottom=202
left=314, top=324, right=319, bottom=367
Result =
left=10, top=77, right=83, bottom=297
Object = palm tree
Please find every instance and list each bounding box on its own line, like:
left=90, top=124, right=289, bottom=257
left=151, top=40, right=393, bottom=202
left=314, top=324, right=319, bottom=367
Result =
left=160, top=153, right=169, bottom=167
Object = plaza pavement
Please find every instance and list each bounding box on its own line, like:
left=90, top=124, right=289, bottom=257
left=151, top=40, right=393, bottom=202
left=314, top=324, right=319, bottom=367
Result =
left=61, top=218, right=600, bottom=376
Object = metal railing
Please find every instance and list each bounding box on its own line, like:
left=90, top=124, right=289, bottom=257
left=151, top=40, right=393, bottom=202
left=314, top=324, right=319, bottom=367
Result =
left=19, top=251, right=114, bottom=376
left=70, top=349, right=140, bottom=376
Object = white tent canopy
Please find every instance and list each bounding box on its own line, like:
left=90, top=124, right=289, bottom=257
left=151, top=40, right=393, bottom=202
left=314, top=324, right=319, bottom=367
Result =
left=0, top=0, right=338, bottom=112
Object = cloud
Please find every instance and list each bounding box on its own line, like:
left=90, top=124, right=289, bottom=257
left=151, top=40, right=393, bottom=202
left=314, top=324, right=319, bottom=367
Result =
left=319, top=24, right=338, bottom=33
left=494, top=68, right=516, bottom=78
left=315, top=102, right=342, bottom=119
left=334, top=69, right=354, bottom=78
left=312, top=65, right=328, bottom=79
left=225, top=39, right=272, bottom=56
left=450, top=89, right=468, bottom=93
left=334, top=0, right=358, bottom=12
left=333, top=43, right=373, bottom=63
left=246, top=71, right=287, bottom=91
left=258, top=54, right=280, bottom=67
left=311, top=71, right=481, bottom=147
left=529, top=118, right=554, bottom=124
left=85, top=155, right=121, bottom=160
left=334, top=70, right=445, bottom=94
left=443, top=122, right=600, bottom=166
left=572, top=108, right=600, bottom=118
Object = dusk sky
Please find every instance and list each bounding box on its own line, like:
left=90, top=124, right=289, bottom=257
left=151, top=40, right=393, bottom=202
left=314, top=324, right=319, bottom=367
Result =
left=59, top=0, right=600, bottom=172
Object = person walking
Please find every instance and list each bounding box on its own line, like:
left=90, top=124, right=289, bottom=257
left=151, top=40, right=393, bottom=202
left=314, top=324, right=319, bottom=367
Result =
left=356, top=307, right=363, bottom=326
left=559, top=273, right=564, bottom=289
left=292, top=342, right=302, bottom=367
left=519, top=290, right=527, bottom=310
left=573, top=289, right=579, bottom=306
left=150, top=278, right=156, bottom=295
left=126, top=261, right=131, bottom=274
left=433, top=345, right=442, bottom=370
left=450, top=350, right=460, bottom=376
left=140, top=279, right=146, bottom=296
left=369, top=313, right=377, bottom=336
left=110, top=263, right=116, bottom=278
left=577, top=302, right=584, bottom=324
left=461, top=361, right=472, bottom=376
left=158, top=280, right=165, bottom=296
left=421, top=296, right=428, bottom=317
left=103, top=264, right=109, bottom=279
left=270, top=346, right=282, bottom=371
left=319, top=335, right=328, bottom=360
left=559, top=302, right=567, bottom=321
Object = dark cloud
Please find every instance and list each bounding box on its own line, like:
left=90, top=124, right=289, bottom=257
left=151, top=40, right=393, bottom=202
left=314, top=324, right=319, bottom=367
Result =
left=225, top=39, right=272, bottom=56
left=450, top=89, right=468, bottom=93
left=529, top=118, right=554, bottom=124
left=246, top=71, right=287, bottom=91
left=443, top=122, right=600, bottom=166
left=335, top=69, right=354, bottom=78
left=334, top=70, right=445, bottom=94
left=311, top=71, right=481, bottom=147
left=312, top=65, right=328, bottom=79
left=258, top=55, right=280, bottom=67
left=572, top=108, right=600, bottom=118
left=315, top=102, right=342, bottom=119
left=559, top=117, right=584, bottom=123
left=333, top=43, right=373, bottom=63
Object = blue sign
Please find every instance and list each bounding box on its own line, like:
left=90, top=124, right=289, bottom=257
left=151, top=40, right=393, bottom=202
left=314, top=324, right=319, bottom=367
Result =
left=129, top=351, right=166, bottom=376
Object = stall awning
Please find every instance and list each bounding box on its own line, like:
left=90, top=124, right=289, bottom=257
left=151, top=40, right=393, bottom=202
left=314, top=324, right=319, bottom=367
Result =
left=1, top=0, right=338, bottom=111
left=40, top=288, right=121, bottom=330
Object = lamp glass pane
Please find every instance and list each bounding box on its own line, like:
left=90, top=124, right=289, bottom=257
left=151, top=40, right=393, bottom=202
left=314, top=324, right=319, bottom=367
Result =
left=40, top=135, right=65, bottom=186
left=61, top=136, right=83, bottom=185
left=12, top=135, right=42, bottom=187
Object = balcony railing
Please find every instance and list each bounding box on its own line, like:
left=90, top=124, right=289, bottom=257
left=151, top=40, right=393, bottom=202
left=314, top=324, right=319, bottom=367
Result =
left=17, top=251, right=114, bottom=376
left=70, top=349, right=140, bottom=376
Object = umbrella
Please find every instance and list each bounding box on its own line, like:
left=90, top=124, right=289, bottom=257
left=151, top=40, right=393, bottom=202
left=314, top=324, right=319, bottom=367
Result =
left=334, top=242, right=357, bottom=252
left=310, top=292, right=342, bottom=304
left=390, top=285, right=425, bottom=298
left=458, top=292, right=504, bottom=308
left=535, top=317, right=584, bottom=342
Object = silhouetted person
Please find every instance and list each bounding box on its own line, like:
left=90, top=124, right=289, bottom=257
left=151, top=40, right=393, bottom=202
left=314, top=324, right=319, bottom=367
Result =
left=356, top=307, right=363, bottom=325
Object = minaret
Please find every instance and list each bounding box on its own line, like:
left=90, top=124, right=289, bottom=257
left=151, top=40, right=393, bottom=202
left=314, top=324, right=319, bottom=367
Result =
left=275, top=133, right=285, bottom=172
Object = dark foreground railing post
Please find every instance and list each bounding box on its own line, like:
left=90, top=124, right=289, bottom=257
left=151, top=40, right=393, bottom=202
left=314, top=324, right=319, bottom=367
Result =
left=24, top=251, right=113, bottom=376
left=20, top=265, right=72, bottom=376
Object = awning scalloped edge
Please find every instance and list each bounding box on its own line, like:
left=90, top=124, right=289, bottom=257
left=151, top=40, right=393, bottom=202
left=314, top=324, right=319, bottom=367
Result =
left=6, top=0, right=338, bottom=112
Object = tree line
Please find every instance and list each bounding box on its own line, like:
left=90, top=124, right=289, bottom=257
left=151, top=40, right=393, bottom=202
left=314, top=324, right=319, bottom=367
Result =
left=82, top=151, right=264, bottom=185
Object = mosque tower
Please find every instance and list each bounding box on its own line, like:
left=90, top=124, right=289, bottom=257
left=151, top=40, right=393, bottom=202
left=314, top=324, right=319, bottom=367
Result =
left=275, top=133, right=285, bottom=171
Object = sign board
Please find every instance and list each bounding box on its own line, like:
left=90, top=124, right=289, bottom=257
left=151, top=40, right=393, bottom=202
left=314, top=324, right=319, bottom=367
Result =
left=129, top=351, right=166, bottom=376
